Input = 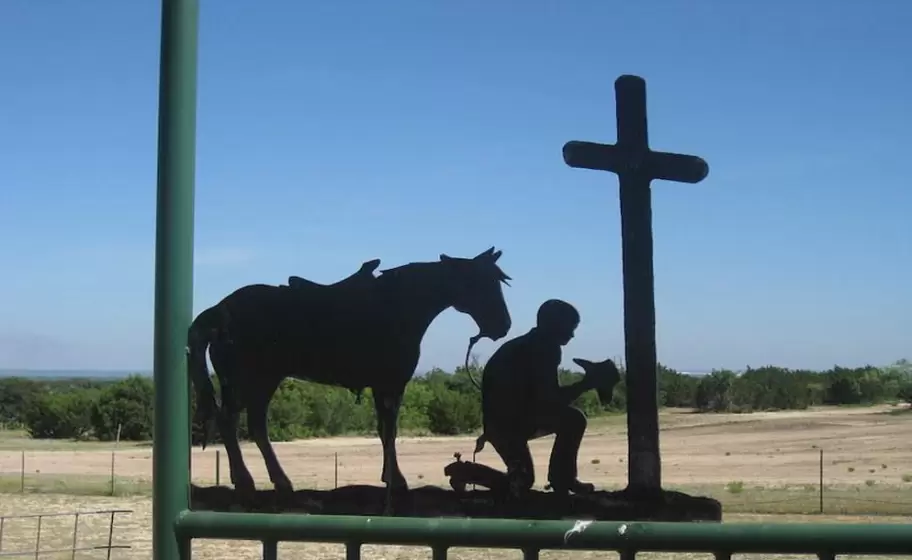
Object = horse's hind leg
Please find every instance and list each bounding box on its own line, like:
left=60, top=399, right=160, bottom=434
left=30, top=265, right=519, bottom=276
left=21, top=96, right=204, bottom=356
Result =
left=373, top=389, right=408, bottom=490
left=216, top=382, right=256, bottom=495
left=246, top=379, right=293, bottom=494
left=209, top=350, right=256, bottom=495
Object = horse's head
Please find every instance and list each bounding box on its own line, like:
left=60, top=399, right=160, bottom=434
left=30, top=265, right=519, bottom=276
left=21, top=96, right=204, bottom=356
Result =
left=440, top=247, right=512, bottom=342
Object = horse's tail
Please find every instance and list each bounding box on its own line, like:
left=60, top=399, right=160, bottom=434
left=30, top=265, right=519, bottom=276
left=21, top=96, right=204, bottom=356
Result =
left=187, top=304, right=225, bottom=450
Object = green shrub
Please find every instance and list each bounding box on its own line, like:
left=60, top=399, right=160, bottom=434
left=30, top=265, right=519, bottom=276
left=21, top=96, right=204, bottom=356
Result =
left=9, top=358, right=911, bottom=442
left=91, top=375, right=155, bottom=441
left=426, top=387, right=482, bottom=435
left=24, top=390, right=97, bottom=440
left=0, top=377, right=46, bottom=429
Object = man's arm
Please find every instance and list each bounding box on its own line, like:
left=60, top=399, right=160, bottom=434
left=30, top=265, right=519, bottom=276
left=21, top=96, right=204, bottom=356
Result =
left=531, top=347, right=595, bottom=411
left=554, top=371, right=596, bottom=409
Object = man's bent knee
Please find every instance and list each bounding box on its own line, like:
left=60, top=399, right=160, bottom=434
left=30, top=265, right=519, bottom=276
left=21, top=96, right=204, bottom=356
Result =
left=560, top=406, right=587, bottom=434
left=507, top=466, right=535, bottom=494
left=490, top=439, right=535, bottom=493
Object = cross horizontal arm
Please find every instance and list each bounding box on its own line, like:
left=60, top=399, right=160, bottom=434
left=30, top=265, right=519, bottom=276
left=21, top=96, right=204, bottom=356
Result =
left=563, top=141, right=709, bottom=185
left=562, top=141, right=632, bottom=174
left=645, top=151, right=709, bottom=184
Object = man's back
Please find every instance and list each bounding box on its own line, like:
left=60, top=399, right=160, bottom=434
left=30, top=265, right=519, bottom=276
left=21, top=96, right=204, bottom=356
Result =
left=481, top=327, right=560, bottom=434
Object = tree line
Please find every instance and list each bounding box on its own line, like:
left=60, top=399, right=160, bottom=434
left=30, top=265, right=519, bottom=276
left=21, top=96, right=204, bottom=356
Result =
left=0, top=359, right=909, bottom=443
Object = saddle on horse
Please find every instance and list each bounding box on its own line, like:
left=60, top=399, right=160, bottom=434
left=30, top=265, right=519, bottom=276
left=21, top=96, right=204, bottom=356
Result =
left=286, top=258, right=381, bottom=292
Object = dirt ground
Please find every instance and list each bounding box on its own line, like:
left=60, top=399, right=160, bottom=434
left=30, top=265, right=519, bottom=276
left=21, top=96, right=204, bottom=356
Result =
left=1, top=406, right=911, bottom=559
left=3, top=405, right=910, bottom=490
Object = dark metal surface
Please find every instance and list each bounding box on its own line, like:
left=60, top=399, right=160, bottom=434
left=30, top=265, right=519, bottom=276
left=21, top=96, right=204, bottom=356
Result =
left=562, top=74, right=709, bottom=495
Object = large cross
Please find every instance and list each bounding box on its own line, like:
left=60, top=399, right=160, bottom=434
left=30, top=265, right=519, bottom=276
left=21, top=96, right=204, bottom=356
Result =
left=562, top=74, right=709, bottom=497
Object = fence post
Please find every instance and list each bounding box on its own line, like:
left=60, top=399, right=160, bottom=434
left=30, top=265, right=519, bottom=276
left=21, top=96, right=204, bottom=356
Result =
left=819, top=448, right=824, bottom=514
left=20, top=450, right=24, bottom=493
left=151, top=0, right=199, bottom=559
left=34, top=514, right=43, bottom=557
left=106, top=511, right=117, bottom=560
left=215, top=450, right=220, bottom=486
left=262, top=540, right=278, bottom=560
left=110, top=423, right=123, bottom=496
left=71, top=513, right=81, bottom=560
left=334, top=452, right=338, bottom=489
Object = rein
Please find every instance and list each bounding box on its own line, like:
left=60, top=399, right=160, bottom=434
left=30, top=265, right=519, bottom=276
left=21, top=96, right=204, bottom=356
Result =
left=464, top=333, right=488, bottom=475
left=464, top=333, right=483, bottom=391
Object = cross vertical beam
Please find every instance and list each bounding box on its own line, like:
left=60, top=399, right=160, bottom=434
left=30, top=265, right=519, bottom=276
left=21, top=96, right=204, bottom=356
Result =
left=152, top=1, right=199, bottom=559
left=562, top=75, right=709, bottom=496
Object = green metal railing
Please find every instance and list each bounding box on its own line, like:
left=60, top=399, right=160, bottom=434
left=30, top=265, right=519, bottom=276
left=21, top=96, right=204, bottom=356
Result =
left=173, top=512, right=912, bottom=560
left=150, top=1, right=912, bottom=559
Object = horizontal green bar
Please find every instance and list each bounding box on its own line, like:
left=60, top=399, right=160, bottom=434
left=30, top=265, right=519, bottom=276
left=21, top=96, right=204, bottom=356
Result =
left=174, top=511, right=912, bottom=555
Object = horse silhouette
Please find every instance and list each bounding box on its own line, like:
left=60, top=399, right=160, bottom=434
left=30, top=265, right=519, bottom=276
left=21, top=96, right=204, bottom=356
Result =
left=187, top=247, right=513, bottom=509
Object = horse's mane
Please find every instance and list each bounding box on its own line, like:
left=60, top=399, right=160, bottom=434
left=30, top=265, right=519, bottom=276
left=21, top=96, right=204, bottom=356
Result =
left=377, top=260, right=436, bottom=277
left=378, top=258, right=511, bottom=286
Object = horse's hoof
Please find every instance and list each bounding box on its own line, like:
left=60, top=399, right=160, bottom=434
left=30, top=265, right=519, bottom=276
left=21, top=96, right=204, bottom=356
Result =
left=234, top=484, right=258, bottom=506
left=273, top=479, right=295, bottom=495
left=381, top=496, right=397, bottom=517
left=387, top=477, right=409, bottom=493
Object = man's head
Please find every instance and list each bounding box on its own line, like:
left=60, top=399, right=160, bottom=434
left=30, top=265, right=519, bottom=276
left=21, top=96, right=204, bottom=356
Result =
left=535, top=299, right=580, bottom=346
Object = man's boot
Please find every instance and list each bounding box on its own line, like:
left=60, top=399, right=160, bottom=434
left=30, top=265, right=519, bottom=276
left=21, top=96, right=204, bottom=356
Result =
left=547, top=478, right=595, bottom=496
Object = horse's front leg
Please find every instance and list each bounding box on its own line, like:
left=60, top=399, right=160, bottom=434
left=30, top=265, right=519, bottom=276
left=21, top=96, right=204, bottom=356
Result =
left=372, top=389, right=407, bottom=491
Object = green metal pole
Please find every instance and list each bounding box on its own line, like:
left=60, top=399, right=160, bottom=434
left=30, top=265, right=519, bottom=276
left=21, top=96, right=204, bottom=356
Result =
left=152, top=1, right=199, bottom=560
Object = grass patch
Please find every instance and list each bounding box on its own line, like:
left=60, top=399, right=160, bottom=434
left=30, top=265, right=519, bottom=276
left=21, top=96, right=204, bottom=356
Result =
left=584, top=413, right=629, bottom=431
left=3, top=475, right=911, bottom=517
left=0, top=429, right=147, bottom=452
left=882, top=404, right=912, bottom=416
left=0, top=474, right=151, bottom=496
left=667, top=483, right=912, bottom=516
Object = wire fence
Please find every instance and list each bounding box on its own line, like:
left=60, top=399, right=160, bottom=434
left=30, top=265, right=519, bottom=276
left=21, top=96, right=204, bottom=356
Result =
left=1, top=444, right=911, bottom=517
left=0, top=509, right=132, bottom=559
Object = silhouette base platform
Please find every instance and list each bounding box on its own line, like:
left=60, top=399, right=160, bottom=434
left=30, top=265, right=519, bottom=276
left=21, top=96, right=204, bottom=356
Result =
left=189, top=483, right=722, bottom=522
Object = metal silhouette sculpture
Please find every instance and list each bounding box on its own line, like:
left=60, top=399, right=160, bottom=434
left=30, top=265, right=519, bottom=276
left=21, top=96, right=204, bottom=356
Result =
left=186, top=247, right=512, bottom=509
left=446, top=304, right=621, bottom=498
left=186, top=73, right=724, bottom=522
left=444, top=352, right=620, bottom=500
left=562, top=74, right=709, bottom=499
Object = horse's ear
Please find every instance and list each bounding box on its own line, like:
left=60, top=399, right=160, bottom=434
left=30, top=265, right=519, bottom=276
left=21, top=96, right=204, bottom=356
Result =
left=440, top=254, right=453, bottom=261
left=474, top=247, right=496, bottom=260
left=491, top=249, right=502, bottom=262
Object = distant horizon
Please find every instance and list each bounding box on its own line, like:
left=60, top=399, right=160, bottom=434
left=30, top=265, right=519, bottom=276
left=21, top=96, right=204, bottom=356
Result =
left=2, top=359, right=906, bottom=380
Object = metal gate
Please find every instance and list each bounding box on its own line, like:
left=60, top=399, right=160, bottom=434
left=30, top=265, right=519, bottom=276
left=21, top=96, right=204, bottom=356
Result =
left=149, top=1, right=912, bottom=559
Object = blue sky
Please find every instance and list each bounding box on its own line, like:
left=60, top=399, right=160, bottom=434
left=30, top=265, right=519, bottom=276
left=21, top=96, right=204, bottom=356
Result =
left=0, top=1, right=909, bottom=373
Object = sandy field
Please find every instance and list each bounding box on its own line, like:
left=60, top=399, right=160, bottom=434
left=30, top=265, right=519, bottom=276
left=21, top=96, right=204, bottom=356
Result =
left=0, top=405, right=911, bottom=559
left=3, top=405, right=910, bottom=490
